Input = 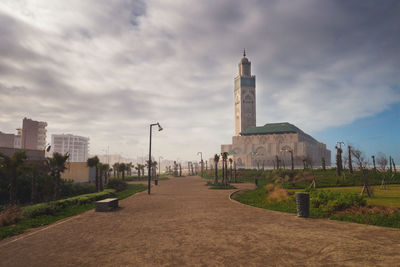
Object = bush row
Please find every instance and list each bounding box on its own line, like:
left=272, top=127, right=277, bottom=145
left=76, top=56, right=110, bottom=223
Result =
left=309, top=190, right=366, bottom=215
left=21, top=189, right=116, bottom=219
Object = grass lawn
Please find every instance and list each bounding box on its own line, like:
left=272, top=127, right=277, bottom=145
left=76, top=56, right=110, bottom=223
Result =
left=289, top=184, right=400, bottom=208
left=235, top=183, right=400, bottom=229
left=0, top=184, right=146, bottom=240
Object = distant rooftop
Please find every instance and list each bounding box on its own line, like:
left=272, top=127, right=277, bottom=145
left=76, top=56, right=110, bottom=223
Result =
left=240, top=122, right=316, bottom=141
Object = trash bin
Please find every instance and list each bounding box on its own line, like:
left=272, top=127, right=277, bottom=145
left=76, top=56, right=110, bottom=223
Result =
left=255, top=178, right=258, bottom=186
left=296, top=192, right=310, bottom=218
left=155, top=179, right=158, bottom=186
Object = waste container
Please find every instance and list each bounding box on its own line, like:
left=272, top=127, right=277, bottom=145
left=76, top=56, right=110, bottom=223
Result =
left=155, top=179, right=158, bottom=186
left=295, top=192, right=310, bottom=218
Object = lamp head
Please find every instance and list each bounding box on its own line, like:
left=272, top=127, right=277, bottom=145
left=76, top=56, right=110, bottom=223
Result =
left=157, top=123, right=163, bottom=131
left=45, top=144, right=51, bottom=152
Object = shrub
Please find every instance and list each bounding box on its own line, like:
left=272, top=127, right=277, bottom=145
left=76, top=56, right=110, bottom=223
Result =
left=106, top=178, right=128, bottom=192
left=21, top=189, right=115, bottom=219
left=0, top=205, right=21, bottom=226
left=266, top=185, right=290, bottom=202
left=309, top=190, right=366, bottom=215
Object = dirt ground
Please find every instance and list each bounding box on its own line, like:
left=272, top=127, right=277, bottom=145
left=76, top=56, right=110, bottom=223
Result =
left=1, top=176, right=400, bottom=266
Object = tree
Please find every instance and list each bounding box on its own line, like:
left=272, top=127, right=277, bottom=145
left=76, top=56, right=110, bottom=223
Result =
left=135, top=164, right=141, bottom=178
left=348, top=146, right=353, bottom=174
left=321, top=157, right=326, bottom=171
left=214, top=154, right=220, bottom=184
left=351, top=148, right=372, bottom=197
left=127, top=162, right=133, bottom=176
left=222, top=152, right=228, bottom=185
left=376, top=153, right=388, bottom=189
left=103, top=164, right=110, bottom=184
left=229, top=158, right=233, bottom=182
left=0, top=151, right=27, bottom=204
left=119, top=163, right=126, bottom=180
left=47, top=152, right=70, bottom=200
left=371, top=155, right=377, bottom=172
left=335, top=145, right=343, bottom=176
left=87, top=156, right=100, bottom=191
left=113, top=163, right=120, bottom=178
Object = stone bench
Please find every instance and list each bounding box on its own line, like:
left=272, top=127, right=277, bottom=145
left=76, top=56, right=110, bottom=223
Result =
left=95, top=198, right=119, bottom=212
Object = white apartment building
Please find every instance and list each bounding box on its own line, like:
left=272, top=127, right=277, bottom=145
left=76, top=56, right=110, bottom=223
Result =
left=51, top=134, right=89, bottom=162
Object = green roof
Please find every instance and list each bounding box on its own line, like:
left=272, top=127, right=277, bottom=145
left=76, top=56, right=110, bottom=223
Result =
left=240, top=122, right=316, bottom=141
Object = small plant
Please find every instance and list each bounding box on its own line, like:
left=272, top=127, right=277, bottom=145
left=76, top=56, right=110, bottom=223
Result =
left=265, top=185, right=290, bottom=202
left=0, top=205, right=22, bottom=226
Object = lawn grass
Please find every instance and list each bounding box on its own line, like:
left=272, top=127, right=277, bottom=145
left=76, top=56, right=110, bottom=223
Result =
left=288, top=184, right=400, bottom=208
left=0, top=184, right=147, bottom=240
left=234, top=183, right=400, bottom=228
left=205, top=181, right=237, bottom=190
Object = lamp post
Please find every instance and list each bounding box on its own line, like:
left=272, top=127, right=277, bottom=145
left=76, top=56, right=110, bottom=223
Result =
left=148, top=122, right=163, bottom=194
left=197, top=152, right=203, bottom=177
left=281, top=148, right=294, bottom=170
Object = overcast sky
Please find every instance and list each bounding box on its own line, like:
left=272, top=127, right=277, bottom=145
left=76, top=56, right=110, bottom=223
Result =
left=0, top=0, right=399, bottom=162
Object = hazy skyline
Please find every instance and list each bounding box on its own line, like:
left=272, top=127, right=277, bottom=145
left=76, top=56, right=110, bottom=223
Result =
left=0, top=0, right=399, bottom=162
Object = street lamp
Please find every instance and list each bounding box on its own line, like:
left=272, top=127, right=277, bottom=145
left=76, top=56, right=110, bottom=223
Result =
left=281, top=148, right=294, bottom=170
left=197, top=152, right=203, bottom=177
left=148, top=122, right=163, bottom=194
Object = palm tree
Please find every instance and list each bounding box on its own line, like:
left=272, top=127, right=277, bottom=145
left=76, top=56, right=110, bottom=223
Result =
left=0, top=151, right=27, bottom=204
left=112, top=163, right=119, bottom=178
left=221, top=152, right=228, bottom=185
left=103, top=164, right=110, bottom=184
left=87, top=156, right=100, bottom=191
left=119, top=163, right=126, bottom=180
left=135, top=164, right=141, bottom=179
left=127, top=162, right=133, bottom=176
left=214, top=154, right=220, bottom=184
left=47, top=152, right=70, bottom=200
left=229, top=158, right=233, bottom=182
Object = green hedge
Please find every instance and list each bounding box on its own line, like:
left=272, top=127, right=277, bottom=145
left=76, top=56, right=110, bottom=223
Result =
left=21, top=189, right=116, bottom=219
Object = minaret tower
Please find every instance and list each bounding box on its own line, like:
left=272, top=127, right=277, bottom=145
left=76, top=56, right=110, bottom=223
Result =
left=234, top=50, right=256, bottom=136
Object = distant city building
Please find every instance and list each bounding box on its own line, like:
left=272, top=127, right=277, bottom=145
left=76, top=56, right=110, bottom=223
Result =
left=221, top=52, right=331, bottom=168
left=51, top=134, right=89, bottom=162
left=0, top=131, right=15, bottom=148
left=22, top=118, right=47, bottom=150
left=14, top=128, right=22, bottom=148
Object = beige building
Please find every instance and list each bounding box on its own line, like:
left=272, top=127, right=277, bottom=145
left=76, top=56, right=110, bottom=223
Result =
left=61, top=162, right=96, bottom=183
left=21, top=118, right=47, bottom=150
left=221, top=52, right=331, bottom=168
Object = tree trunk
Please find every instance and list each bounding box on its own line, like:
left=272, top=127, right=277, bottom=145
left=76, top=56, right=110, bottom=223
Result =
left=214, top=163, right=218, bottom=184
left=10, top=170, right=17, bottom=204
left=95, top=167, right=99, bottom=192
left=54, top=171, right=61, bottom=200
left=99, top=170, right=104, bottom=191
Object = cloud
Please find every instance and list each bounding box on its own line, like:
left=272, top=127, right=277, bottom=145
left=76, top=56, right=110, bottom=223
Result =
left=0, top=0, right=399, bottom=160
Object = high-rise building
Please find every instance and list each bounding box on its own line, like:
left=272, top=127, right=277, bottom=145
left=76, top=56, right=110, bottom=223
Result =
left=21, top=118, right=47, bottom=150
left=51, top=134, right=89, bottom=162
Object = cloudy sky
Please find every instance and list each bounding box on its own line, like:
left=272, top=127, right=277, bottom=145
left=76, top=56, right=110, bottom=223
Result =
left=0, top=0, right=399, bottom=162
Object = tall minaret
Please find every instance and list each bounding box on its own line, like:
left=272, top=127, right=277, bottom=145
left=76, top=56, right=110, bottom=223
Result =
left=234, top=50, right=256, bottom=136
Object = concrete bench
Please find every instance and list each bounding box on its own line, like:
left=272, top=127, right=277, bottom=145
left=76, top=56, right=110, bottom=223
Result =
left=95, top=198, right=119, bottom=212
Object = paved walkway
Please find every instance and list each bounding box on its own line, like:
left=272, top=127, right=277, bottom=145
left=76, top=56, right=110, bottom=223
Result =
left=1, top=176, right=400, bottom=266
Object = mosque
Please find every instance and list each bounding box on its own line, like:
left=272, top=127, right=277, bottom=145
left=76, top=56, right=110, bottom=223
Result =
left=220, top=51, right=331, bottom=168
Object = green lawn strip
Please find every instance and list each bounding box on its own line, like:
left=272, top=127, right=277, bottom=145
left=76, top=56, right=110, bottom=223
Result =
left=234, top=185, right=400, bottom=228
left=288, top=185, right=400, bottom=208
left=0, top=184, right=147, bottom=240
left=205, top=181, right=237, bottom=190
left=114, top=184, right=147, bottom=200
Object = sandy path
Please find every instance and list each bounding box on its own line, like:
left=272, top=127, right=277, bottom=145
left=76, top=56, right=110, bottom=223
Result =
left=1, top=176, right=400, bottom=266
